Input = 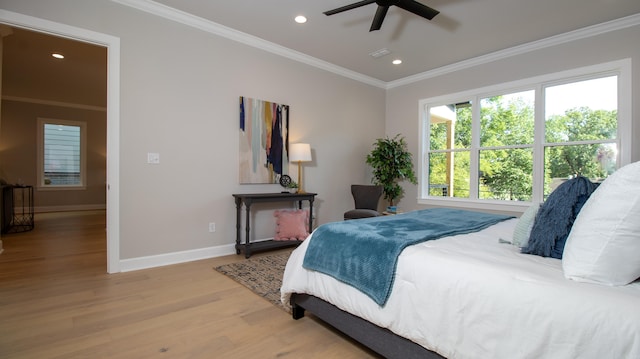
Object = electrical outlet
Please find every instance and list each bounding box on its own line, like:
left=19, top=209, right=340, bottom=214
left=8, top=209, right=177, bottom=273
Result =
left=208, top=222, right=216, bottom=233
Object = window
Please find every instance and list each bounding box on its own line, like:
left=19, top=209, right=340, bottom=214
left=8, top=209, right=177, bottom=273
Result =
left=419, top=60, right=631, bottom=211
left=37, top=118, right=87, bottom=189
left=543, top=77, right=618, bottom=197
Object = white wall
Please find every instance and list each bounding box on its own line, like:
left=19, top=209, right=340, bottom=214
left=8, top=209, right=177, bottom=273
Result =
left=0, top=0, right=385, bottom=262
left=386, top=24, right=640, bottom=213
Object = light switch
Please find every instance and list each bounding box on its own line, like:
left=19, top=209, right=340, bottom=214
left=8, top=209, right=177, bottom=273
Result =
left=147, top=152, right=160, bottom=164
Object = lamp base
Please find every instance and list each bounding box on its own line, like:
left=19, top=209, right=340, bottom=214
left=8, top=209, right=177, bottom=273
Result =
left=296, top=161, right=307, bottom=194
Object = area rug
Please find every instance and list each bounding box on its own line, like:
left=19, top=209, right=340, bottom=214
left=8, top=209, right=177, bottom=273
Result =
left=215, top=250, right=293, bottom=313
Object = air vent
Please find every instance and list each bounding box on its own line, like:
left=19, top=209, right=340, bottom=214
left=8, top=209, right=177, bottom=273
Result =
left=369, top=48, right=391, bottom=59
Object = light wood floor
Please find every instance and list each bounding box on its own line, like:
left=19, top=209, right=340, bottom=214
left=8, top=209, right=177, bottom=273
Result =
left=0, top=211, right=378, bottom=358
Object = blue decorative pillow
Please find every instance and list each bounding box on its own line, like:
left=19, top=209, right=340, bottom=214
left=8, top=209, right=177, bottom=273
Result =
left=521, top=176, right=597, bottom=259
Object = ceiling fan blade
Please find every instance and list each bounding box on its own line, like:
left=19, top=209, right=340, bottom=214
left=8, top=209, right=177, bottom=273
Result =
left=396, top=0, right=440, bottom=20
left=369, top=6, right=389, bottom=31
left=323, top=0, right=377, bottom=16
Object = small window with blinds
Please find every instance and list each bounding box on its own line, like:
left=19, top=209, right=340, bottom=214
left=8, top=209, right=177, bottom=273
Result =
left=37, top=118, right=86, bottom=189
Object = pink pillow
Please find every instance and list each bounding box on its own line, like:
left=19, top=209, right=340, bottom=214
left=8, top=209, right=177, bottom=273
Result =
left=274, top=209, right=309, bottom=241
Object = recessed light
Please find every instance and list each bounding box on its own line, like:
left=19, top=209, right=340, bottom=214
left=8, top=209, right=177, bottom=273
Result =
left=392, top=59, right=402, bottom=65
left=295, top=15, right=307, bottom=24
left=52, top=53, right=64, bottom=59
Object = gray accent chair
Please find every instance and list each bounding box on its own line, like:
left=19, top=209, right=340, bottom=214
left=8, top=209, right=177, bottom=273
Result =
left=343, top=185, right=383, bottom=220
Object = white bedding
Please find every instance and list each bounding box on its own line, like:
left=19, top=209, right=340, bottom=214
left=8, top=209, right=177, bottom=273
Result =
left=281, top=218, right=640, bottom=359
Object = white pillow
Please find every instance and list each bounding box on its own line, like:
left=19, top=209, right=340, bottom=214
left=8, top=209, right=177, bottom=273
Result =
left=563, top=161, right=640, bottom=285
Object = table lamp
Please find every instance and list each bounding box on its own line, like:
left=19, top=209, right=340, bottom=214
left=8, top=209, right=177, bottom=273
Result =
left=289, top=143, right=312, bottom=193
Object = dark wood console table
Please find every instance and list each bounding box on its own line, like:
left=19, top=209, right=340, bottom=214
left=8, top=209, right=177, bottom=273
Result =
left=233, top=192, right=317, bottom=258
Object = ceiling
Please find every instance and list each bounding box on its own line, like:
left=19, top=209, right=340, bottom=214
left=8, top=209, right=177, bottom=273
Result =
left=148, top=0, right=640, bottom=83
left=1, top=26, right=107, bottom=107
left=2, top=0, right=639, bottom=102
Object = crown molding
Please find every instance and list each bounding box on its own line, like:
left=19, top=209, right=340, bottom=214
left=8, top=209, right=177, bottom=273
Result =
left=386, top=12, right=640, bottom=89
left=111, top=1, right=639, bottom=90
left=110, top=0, right=387, bottom=88
left=2, top=95, right=107, bottom=111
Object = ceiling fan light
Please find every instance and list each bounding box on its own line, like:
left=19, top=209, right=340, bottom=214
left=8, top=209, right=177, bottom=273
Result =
left=392, top=59, right=402, bottom=65
left=52, top=53, right=64, bottom=59
left=294, top=15, right=307, bottom=24
left=324, top=0, right=439, bottom=32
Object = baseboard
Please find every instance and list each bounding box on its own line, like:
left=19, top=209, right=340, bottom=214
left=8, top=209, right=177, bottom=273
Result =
left=119, top=243, right=237, bottom=272
left=35, top=204, right=107, bottom=213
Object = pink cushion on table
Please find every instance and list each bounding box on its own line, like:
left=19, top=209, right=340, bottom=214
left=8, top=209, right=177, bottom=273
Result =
left=274, top=209, right=309, bottom=241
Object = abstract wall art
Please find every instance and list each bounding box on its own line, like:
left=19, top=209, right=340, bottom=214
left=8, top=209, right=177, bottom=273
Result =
left=239, top=96, right=289, bottom=184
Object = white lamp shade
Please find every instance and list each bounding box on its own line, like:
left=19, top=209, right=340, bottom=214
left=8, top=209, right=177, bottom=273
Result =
left=289, top=143, right=312, bottom=162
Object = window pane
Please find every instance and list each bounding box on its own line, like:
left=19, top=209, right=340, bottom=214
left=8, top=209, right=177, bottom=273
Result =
left=479, top=148, right=533, bottom=201
left=428, top=151, right=470, bottom=198
left=428, top=102, right=473, bottom=198
left=429, top=119, right=450, bottom=151
left=429, top=102, right=472, bottom=151
left=480, top=90, right=534, bottom=147
left=428, top=152, right=448, bottom=195
left=544, top=143, right=617, bottom=197
left=545, top=76, right=617, bottom=143
left=44, top=124, right=81, bottom=185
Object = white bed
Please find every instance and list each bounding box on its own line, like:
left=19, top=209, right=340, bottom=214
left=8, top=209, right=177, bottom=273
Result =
left=281, top=218, right=640, bottom=358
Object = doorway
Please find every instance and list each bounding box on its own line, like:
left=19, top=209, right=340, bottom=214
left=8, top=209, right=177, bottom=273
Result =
left=0, top=10, right=120, bottom=273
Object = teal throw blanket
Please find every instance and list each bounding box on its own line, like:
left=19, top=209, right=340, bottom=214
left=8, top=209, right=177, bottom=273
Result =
left=303, top=208, right=513, bottom=306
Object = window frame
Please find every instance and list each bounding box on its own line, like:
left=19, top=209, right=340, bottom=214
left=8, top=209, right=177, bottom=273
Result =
left=37, top=117, right=87, bottom=191
left=418, top=59, right=632, bottom=213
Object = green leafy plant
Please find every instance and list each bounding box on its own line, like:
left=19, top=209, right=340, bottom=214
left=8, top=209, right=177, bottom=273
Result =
left=366, top=134, right=417, bottom=206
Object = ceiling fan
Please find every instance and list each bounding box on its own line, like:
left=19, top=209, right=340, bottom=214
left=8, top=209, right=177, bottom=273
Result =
left=324, top=0, right=440, bottom=32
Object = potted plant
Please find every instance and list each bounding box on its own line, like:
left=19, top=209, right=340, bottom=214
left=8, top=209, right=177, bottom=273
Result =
left=366, top=134, right=417, bottom=208
left=286, top=180, right=299, bottom=193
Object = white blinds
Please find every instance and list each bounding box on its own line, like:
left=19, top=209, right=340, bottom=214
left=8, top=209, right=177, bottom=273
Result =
left=43, top=124, right=81, bottom=185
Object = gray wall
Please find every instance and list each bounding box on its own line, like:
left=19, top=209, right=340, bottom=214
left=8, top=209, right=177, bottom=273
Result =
left=1, top=100, right=107, bottom=210
left=1, top=1, right=636, bottom=266
left=0, top=0, right=386, bottom=260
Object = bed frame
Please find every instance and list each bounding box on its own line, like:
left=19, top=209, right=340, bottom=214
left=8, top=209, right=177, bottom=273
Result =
left=290, top=293, right=445, bottom=359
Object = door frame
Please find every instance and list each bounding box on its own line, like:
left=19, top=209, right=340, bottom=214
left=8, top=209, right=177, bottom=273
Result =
left=0, top=9, right=121, bottom=273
